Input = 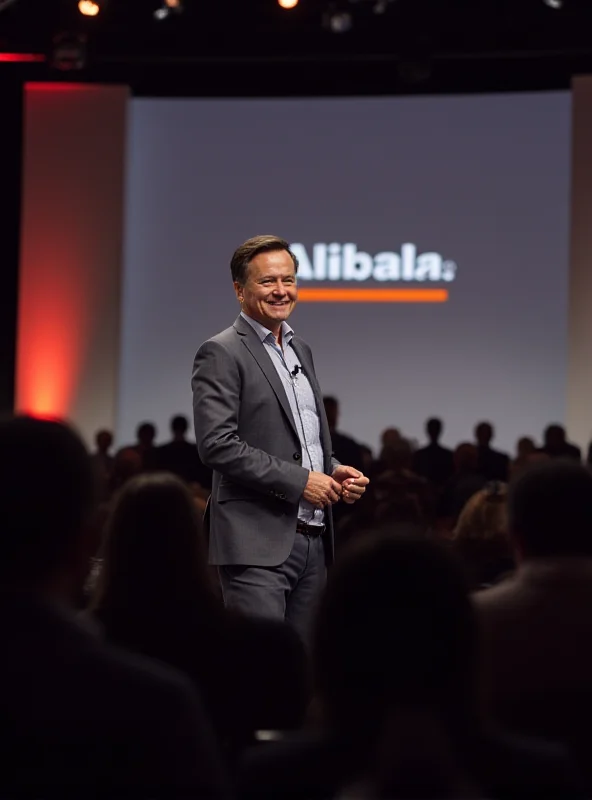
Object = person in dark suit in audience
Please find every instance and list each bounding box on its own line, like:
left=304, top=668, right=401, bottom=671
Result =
left=474, top=422, right=509, bottom=482
left=240, top=534, right=580, bottom=800
left=156, top=413, right=212, bottom=490
left=475, top=460, right=592, bottom=793
left=0, top=416, right=227, bottom=798
left=540, top=424, right=582, bottom=462
left=412, top=417, right=454, bottom=488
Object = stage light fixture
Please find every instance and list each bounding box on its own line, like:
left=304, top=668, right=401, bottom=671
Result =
left=278, top=0, right=299, bottom=8
left=78, top=0, right=100, bottom=16
left=154, top=0, right=183, bottom=20
left=543, top=0, right=563, bottom=7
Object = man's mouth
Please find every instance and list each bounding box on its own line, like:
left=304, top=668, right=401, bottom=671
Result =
left=268, top=300, right=289, bottom=306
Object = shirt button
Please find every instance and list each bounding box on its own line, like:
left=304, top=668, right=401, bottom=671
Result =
left=293, top=453, right=301, bottom=461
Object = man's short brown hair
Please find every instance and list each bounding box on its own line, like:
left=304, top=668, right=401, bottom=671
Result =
left=230, top=235, right=299, bottom=285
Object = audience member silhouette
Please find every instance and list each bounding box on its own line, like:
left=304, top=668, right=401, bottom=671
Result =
left=475, top=460, right=592, bottom=792
left=90, top=472, right=308, bottom=762
left=510, top=437, right=538, bottom=477
left=323, top=397, right=364, bottom=472
left=90, top=428, right=115, bottom=501
left=240, top=534, right=578, bottom=800
left=109, top=445, right=143, bottom=494
left=412, top=417, right=455, bottom=488
left=129, top=421, right=158, bottom=470
left=0, top=416, right=227, bottom=797
left=452, top=482, right=514, bottom=590
left=156, top=413, right=212, bottom=489
left=474, top=423, right=510, bottom=482
left=439, top=443, right=486, bottom=524
left=372, top=438, right=433, bottom=530
left=540, top=424, right=582, bottom=462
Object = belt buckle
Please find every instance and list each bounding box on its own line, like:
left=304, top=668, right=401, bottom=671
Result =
left=298, top=521, right=325, bottom=536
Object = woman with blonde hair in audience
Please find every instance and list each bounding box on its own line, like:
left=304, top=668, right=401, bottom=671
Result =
left=89, top=472, right=307, bottom=761
left=452, top=482, right=514, bottom=590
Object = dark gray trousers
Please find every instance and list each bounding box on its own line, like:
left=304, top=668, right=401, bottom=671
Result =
left=218, top=532, right=326, bottom=643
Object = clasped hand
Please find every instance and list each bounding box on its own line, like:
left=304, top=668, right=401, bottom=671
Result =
left=303, top=466, right=369, bottom=508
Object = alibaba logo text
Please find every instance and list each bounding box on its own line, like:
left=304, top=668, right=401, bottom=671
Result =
left=290, top=242, right=457, bottom=303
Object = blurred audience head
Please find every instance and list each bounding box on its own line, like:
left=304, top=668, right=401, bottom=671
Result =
left=543, top=424, right=567, bottom=452
left=453, top=482, right=508, bottom=544
left=516, top=436, right=536, bottom=460
left=426, top=417, right=443, bottom=444
left=94, top=429, right=113, bottom=454
left=323, top=396, right=339, bottom=431
left=0, top=416, right=96, bottom=596
left=313, top=534, right=477, bottom=751
left=92, top=472, right=216, bottom=615
left=381, top=427, right=402, bottom=449
left=474, top=422, right=493, bottom=448
left=136, top=422, right=156, bottom=448
left=110, top=447, right=142, bottom=492
left=454, top=443, right=479, bottom=474
left=508, top=460, right=592, bottom=560
left=379, top=437, right=414, bottom=473
left=170, top=414, right=189, bottom=438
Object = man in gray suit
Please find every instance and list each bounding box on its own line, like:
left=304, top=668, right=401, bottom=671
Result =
left=192, top=235, right=368, bottom=638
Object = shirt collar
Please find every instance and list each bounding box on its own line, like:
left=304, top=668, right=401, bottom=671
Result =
left=240, top=311, right=294, bottom=345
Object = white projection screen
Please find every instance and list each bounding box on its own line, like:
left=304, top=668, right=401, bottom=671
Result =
left=117, top=93, right=571, bottom=454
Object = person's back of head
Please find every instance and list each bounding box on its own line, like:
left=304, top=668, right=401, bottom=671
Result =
left=508, top=460, right=592, bottom=559
left=313, top=534, right=477, bottom=753
left=379, top=438, right=414, bottom=473
left=0, top=416, right=95, bottom=595
left=474, top=422, right=493, bottom=448
left=543, top=424, right=567, bottom=452
left=95, top=429, right=113, bottom=454
left=170, top=415, right=189, bottom=439
left=453, top=483, right=508, bottom=544
left=136, top=422, right=156, bottom=448
left=92, top=472, right=218, bottom=626
left=426, top=417, right=443, bottom=444
left=454, top=443, right=479, bottom=475
left=516, top=437, right=536, bottom=460
left=381, top=427, right=401, bottom=449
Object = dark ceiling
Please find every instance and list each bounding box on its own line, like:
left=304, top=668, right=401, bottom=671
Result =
left=1, top=0, right=592, bottom=95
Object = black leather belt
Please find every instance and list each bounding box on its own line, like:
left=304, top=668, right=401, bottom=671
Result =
left=296, top=521, right=326, bottom=537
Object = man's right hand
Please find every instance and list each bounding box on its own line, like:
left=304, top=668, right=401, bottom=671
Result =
left=303, top=471, right=342, bottom=508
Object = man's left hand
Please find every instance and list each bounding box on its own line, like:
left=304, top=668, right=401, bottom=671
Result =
left=331, top=465, right=370, bottom=505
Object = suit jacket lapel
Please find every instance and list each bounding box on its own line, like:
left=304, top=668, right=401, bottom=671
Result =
left=234, top=317, right=300, bottom=442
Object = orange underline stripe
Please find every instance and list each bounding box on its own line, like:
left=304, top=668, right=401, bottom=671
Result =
left=298, top=288, right=449, bottom=303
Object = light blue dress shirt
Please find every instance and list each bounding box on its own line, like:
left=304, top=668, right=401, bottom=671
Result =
left=240, top=311, right=325, bottom=526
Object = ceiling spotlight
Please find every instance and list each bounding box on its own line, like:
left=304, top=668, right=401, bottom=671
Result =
left=278, top=0, right=299, bottom=7
left=154, top=0, right=183, bottom=20
left=325, top=10, right=352, bottom=33
left=543, top=0, right=563, bottom=7
left=78, top=0, right=100, bottom=16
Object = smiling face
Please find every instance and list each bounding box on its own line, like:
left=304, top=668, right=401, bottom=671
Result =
left=235, top=249, right=298, bottom=335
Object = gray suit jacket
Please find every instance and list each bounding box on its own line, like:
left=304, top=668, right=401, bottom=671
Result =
left=192, top=315, right=336, bottom=568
